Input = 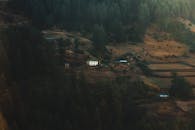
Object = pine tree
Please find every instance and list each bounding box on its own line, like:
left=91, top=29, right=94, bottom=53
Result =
left=92, top=24, right=107, bottom=51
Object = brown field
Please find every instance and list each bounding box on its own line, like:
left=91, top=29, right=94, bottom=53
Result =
left=140, top=76, right=160, bottom=91
left=148, top=63, right=193, bottom=70
left=142, top=101, right=187, bottom=118
left=149, top=77, right=172, bottom=88
left=106, top=44, right=142, bottom=58
left=154, top=72, right=195, bottom=77
left=177, top=72, right=195, bottom=76
left=107, top=32, right=189, bottom=63
left=176, top=100, right=195, bottom=112
left=182, top=54, right=195, bottom=66
left=185, top=77, right=195, bottom=85
left=184, top=59, right=195, bottom=66
left=144, top=35, right=189, bottom=58
left=153, top=72, right=172, bottom=77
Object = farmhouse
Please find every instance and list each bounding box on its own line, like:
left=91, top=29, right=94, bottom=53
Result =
left=86, top=60, right=99, bottom=67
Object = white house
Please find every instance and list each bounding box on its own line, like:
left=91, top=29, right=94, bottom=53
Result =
left=86, top=60, right=99, bottom=67
left=159, top=93, right=169, bottom=99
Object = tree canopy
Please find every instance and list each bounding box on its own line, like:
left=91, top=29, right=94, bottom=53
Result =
left=9, top=0, right=195, bottom=42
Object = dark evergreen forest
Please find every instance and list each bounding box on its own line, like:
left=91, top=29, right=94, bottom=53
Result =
left=10, top=0, right=195, bottom=42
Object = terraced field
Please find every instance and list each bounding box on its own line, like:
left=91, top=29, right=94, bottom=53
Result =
left=153, top=72, right=195, bottom=77
left=182, top=54, right=195, bottom=67
left=185, top=77, right=195, bottom=85
left=148, top=63, right=193, bottom=71
left=148, top=62, right=195, bottom=86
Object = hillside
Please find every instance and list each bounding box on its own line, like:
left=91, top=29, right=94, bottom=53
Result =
left=0, top=3, right=30, bottom=130
left=39, top=17, right=195, bottom=88
left=1, top=0, right=195, bottom=130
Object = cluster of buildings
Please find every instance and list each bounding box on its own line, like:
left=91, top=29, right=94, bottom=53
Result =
left=44, top=34, right=100, bottom=70
left=43, top=31, right=141, bottom=73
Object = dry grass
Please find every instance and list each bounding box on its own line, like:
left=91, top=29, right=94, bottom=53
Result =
left=148, top=63, right=193, bottom=70
left=182, top=54, right=195, bottom=66
left=107, top=34, right=188, bottom=63
left=106, top=44, right=142, bottom=58
left=143, top=101, right=186, bottom=118
left=144, top=35, right=188, bottom=58
left=177, top=72, right=195, bottom=76
left=176, top=100, right=195, bottom=112
left=154, top=72, right=195, bottom=77
left=153, top=72, right=172, bottom=77
left=185, top=77, right=195, bottom=85
left=140, top=76, right=160, bottom=91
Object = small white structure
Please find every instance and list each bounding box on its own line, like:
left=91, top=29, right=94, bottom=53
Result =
left=116, top=59, right=128, bottom=63
left=159, top=93, right=169, bottom=98
left=87, top=60, right=99, bottom=67
left=64, top=63, right=70, bottom=69
left=119, top=60, right=128, bottom=63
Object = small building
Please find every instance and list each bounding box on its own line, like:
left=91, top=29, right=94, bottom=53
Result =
left=86, top=60, right=99, bottom=67
left=159, top=92, right=169, bottom=99
left=119, top=60, right=128, bottom=63
left=64, top=63, right=70, bottom=69
left=115, top=59, right=128, bottom=64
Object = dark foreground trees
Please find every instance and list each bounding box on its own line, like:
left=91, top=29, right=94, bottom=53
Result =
left=1, top=26, right=145, bottom=130
left=2, top=25, right=195, bottom=130
left=169, top=74, right=193, bottom=99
